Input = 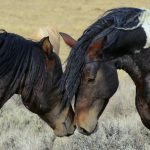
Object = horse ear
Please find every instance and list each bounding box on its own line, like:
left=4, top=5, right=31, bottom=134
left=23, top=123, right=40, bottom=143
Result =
left=87, top=37, right=106, bottom=58
left=60, top=32, right=77, bottom=48
left=40, top=36, right=53, bottom=55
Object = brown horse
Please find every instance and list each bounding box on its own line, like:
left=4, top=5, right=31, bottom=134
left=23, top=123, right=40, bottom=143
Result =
left=60, top=7, right=150, bottom=107
left=0, top=30, right=75, bottom=137
left=60, top=32, right=150, bottom=136
left=60, top=33, right=119, bottom=135
left=60, top=7, right=150, bottom=135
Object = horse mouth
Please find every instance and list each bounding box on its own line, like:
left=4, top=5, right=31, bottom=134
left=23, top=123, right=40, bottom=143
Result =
left=77, top=123, right=98, bottom=136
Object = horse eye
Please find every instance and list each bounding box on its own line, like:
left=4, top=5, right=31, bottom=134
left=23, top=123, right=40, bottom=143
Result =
left=87, top=78, right=95, bottom=83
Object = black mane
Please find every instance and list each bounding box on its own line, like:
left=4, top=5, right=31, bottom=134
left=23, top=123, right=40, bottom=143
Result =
left=61, top=7, right=144, bottom=105
left=0, top=30, right=46, bottom=101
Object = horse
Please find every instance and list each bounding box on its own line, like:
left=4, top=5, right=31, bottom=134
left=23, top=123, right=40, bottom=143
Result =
left=0, top=30, right=75, bottom=137
left=74, top=52, right=150, bottom=136
left=60, top=7, right=150, bottom=135
left=61, top=32, right=150, bottom=136
left=60, top=33, right=119, bottom=135
left=60, top=7, right=150, bottom=104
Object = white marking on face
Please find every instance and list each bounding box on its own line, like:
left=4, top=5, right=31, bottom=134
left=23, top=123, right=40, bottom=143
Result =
left=139, top=9, right=150, bottom=48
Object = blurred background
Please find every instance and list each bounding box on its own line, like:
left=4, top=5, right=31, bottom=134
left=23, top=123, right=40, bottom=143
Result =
left=0, top=0, right=150, bottom=149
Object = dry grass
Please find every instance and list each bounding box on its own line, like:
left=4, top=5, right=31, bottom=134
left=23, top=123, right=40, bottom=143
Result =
left=1, top=73, right=150, bottom=150
left=0, top=0, right=150, bottom=149
left=52, top=73, right=150, bottom=150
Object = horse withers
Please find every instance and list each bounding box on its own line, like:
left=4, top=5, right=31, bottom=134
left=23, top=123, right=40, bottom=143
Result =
left=0, top=30, right=75, bottom=137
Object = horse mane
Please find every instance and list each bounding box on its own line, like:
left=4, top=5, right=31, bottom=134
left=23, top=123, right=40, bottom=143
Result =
left=0, top=30, right=46, bottom=100
left=61, top=7, right=144, bottom=105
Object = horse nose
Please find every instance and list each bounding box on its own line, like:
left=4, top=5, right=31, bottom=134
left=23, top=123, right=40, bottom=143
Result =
left=66, top=124, right=76, bottom=136
left=78, top=127, right=92, bottom=135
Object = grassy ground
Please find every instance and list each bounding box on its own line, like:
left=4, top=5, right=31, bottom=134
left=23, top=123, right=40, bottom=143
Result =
left=1, top=74, right=150, bottom=150
left=0, top=0, right=150, bottom=150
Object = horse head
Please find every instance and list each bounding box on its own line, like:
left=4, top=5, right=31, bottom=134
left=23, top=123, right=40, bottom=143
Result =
left=20, top=33, right=75, bottom=137
left=61, top=32, right=119, bottom=135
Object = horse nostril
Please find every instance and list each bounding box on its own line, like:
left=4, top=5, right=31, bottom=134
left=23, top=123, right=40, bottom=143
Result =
left=78, top=127, right=91, bottom=135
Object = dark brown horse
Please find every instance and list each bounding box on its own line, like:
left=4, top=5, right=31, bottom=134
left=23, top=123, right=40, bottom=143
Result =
left=0, top=30, right=75, bottom=137
left=74, top=7, right=150, bottom=135
left=60, top=33, right=119, bottom=135
left=60, top=7, right=150, bottom=104
left=60, top=7, right=150, bottom=135
left=74, top=52, right=150, bottom=135
left=61, top=32, right=150, bottom=136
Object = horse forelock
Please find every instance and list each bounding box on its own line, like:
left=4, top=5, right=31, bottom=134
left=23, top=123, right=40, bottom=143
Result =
left=36, top=26, right=60, bottom=55
left=61, top=37, right=93, bottom=107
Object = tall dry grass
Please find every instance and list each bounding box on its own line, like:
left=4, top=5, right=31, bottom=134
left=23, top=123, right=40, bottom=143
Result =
left=0, top=72, right=150, bottom=150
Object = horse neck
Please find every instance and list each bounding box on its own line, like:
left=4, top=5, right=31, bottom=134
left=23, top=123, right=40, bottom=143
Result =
left=44, top=67, right=63, bottom=103
left=112, top=55, right=142, bottom=86
left=103, top=26, right=146, bottom=59
left=21, top=74, right=63, bottom=114
left=19, top=57, right=62, bottom=111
